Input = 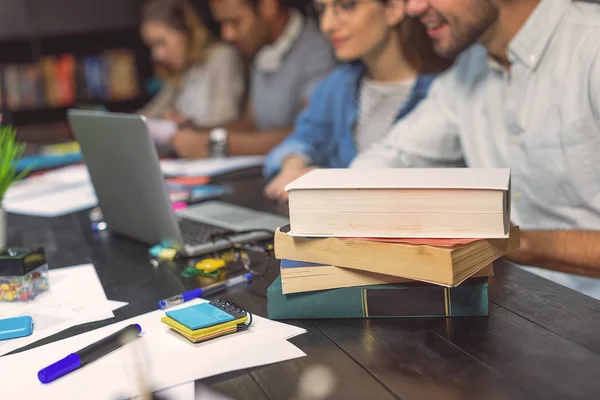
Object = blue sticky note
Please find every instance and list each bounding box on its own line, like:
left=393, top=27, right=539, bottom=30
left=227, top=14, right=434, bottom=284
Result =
left=0, top=316, right=33, bottom=340
left=166, top=303, right=234, bottom=330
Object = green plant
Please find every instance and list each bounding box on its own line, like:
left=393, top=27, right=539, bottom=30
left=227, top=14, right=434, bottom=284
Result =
left=0, top=126, right=27, bottom=203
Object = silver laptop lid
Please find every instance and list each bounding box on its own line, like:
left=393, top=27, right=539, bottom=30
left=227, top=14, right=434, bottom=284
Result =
left=68, top=109, right=184, bottom=249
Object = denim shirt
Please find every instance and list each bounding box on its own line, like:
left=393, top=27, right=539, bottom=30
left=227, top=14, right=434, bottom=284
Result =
left=263, top=62, right=436, bottom=179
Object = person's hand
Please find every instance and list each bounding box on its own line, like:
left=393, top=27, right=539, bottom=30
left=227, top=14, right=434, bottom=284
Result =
left=171, top=129, right=209, bottom=158
left=165, top=110, right=189, bottom=126
left=265, top=165, right=316, bottom=203
left=503, top=230, right=541, bottom=266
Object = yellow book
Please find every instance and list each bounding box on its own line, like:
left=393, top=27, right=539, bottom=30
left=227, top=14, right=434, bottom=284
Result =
left=275, top=225, right=519, bottom=287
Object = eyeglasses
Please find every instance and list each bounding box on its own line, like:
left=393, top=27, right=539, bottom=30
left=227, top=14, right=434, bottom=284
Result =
left=312, top=0, right=381, bottom=23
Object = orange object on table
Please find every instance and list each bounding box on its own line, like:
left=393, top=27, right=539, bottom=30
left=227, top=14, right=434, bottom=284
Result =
left=167, top=176, right=211, bottom=186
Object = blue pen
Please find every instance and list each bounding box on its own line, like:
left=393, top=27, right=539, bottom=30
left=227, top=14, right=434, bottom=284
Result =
left=38, top=324, right=142, bottom=384
left=158, top=273, right=253, bottom=309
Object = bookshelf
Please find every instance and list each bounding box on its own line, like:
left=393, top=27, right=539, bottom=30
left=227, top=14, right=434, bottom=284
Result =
left=0, top=0, right=312, bottom=142
left=0, top=0, right=153, bottom=138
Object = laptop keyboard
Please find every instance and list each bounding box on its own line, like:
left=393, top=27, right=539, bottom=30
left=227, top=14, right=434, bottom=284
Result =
left=178, top=218, right=232, bottom=246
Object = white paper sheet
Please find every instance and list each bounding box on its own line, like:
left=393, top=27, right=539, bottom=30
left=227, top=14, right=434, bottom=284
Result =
left=2, top=155, right=265, bottom=216
left=27, top=164, right=90, bottom=185
left=0, top=300, right=126, bottom=357
left=2, top=165, right=97, bottom=217
left=3, top=183, right=97, bottom=217
left=148, top=383, right=195, bottom=400
left=160, top=156, right=265, bottom=177
left=0, top=299, right=306, bottom=399
left=0, top=264, right=128, bottom=356
left=138, top=381, right=234, bottom=400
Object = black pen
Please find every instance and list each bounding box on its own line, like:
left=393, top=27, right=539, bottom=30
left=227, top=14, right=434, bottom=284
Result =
left=38, top=324, right=142, bottom=384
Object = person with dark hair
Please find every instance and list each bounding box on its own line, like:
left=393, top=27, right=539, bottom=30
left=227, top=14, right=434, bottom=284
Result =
left=352, top=0, right=600, bottom=299
left=139, top=0, right=244, bottom=128
left=263, top=0, right=450, bottom=202
left=168, top=0, right=336, bottom=158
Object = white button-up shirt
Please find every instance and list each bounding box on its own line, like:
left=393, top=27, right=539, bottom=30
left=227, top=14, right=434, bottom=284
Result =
left=352, top=0, right=600, bottom=232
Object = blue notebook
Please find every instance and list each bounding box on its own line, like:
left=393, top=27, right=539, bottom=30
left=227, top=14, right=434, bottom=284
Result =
left=166, top=303, right=234, bottom=330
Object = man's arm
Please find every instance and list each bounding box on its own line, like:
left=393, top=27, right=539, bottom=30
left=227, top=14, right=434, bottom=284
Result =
left=505, top=231, right=600, bottom=277
left=224, top=103, right=256, bottom=131
left=227, top=127, right=293, bottom=155
left=170, top=126, right=292, bottom=158
left=170, top=103, right=292, bottom=158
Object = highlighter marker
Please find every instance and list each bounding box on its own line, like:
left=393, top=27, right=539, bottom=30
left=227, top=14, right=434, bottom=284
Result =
left=38, top=324, right=142, bottom=384
left=158, top=273, right=253, bottom=309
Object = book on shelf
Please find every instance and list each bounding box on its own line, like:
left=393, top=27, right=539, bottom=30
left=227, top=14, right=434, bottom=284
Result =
left=274, top=225, right=519, bottom=287
left=83, top=55, right=110, bottom=100
left=19, top=63, right=45, bottom=109
left=4, top=64, right=21, bottom=110
left=40, top=56, right=60, bottom=106
left=75, top=57, right=92, bottom=102
left=284, top=168, right=511, bottom=239
left=106, top=49, right=139, bottom=100
left=56, top=54, right=76, bottom=106
left=1, top=48, right=141, bottom=112
left=279, top=259, right=494, bottom=294
left=267, top=276, right=489, bottom=320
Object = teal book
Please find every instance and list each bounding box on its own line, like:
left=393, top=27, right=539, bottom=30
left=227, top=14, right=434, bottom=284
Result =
left=267, top=276, right=488, bottom=319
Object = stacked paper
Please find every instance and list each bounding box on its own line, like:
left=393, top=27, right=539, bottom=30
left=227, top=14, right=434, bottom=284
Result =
left=0, top=298, right=305, bottom=399
left=3, top=156, right=265, bottom=217
left=2, top=165, right=97, bottom=217
left=0, top=264, right=127, bottom=356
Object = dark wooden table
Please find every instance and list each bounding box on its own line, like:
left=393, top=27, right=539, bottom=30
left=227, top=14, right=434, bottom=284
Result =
left=6, top=173, right=600, bottom=400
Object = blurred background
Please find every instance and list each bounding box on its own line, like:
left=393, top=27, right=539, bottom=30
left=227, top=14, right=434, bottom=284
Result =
left=0, top=0, right=309, bottom=143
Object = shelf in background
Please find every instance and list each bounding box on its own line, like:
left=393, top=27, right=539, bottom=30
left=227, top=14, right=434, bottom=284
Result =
left=10, top=97, right=151, bottom=127
left=0, top=0, right=153, bottom=127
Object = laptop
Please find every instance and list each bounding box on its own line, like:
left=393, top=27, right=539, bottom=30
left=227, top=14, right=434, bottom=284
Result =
left=67, top=109, right=289, bottom=256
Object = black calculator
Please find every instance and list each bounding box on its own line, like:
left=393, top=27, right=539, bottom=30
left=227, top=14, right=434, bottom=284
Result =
left=209, top=299, right=250, bottom=322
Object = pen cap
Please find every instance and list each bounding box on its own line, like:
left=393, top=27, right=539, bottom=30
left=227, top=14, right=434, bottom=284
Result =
left=38, top=353, right=81, bottom=384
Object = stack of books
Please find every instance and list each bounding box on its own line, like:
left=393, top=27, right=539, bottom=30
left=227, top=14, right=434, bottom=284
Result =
left=267, top=168, right=520, bottom=319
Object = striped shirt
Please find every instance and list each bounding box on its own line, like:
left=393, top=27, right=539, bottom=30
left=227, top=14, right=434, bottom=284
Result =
left=354, top=78, right=415, bottom=153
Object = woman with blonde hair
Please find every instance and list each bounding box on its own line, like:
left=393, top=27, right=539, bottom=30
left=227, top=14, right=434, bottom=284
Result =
left=140, top=0, right=244, bottom=128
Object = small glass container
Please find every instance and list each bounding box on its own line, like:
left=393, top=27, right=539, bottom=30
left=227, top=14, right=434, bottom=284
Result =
left=0, top=248, right=49, bottom=302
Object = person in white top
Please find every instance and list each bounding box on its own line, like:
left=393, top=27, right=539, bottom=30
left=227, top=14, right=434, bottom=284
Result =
left=351, top=0, right=600, bottom=298
left=139, top=0, right=245, bottom=129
